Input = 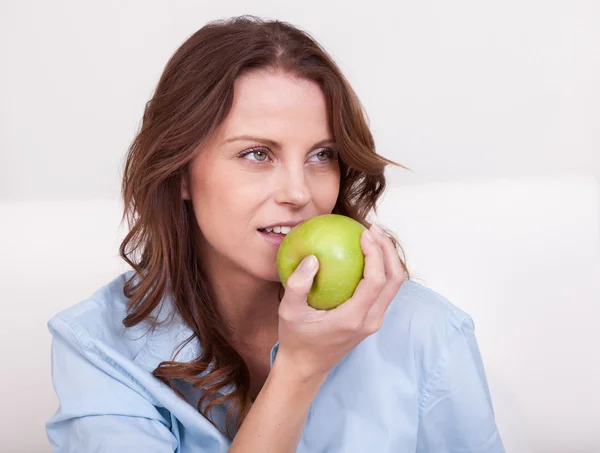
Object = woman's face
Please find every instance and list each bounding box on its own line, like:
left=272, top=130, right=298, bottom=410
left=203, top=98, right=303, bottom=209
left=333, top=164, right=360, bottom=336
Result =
left=182, top=70, right=340, bottom=283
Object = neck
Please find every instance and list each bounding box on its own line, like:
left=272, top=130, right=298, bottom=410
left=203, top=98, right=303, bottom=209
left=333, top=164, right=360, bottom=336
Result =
left=197, top=239, right=281, bottom=348
left=212, top=271, right=281, bottom=346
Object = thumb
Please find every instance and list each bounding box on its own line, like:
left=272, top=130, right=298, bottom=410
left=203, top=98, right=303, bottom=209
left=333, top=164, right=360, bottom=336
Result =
left=282, top=255, right=319, bottom=305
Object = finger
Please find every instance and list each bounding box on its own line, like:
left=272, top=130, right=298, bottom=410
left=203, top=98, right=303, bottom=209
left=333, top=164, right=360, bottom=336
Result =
left=335, top=228, right=386, bottom=317
left=365, top=224, right=406, bottom=324
left=280, top=255, right=319, bottom=313
left=369, top=224, right=405, bottom=280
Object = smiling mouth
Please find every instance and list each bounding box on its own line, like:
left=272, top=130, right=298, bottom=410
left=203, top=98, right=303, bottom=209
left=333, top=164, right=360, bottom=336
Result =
left=257, top=226, right=293, bottom=235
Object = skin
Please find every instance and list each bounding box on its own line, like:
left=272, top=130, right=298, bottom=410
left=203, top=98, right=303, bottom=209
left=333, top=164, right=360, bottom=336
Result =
left=181, top=69, right=341, bottom=396
left=182, top=68, right=406, bottom=451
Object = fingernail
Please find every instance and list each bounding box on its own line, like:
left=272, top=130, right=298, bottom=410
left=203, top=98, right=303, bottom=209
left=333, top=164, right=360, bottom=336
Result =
left=300, top=255, right=318, bottom=273
left=371, top=223, right=385, bottom=235
left=364, top=230, right=375, bottom=242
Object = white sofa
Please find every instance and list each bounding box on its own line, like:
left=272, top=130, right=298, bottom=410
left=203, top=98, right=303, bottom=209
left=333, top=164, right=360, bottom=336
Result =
left=2, top=175, right=598, bottom=453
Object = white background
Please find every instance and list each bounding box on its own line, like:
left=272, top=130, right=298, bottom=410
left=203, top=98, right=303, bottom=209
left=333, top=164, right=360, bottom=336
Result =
left=1, top=1, right=599, bottom=452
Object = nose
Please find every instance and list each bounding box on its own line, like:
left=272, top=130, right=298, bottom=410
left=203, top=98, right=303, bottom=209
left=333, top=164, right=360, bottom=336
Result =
left=274, top=166, right=311, bottom=207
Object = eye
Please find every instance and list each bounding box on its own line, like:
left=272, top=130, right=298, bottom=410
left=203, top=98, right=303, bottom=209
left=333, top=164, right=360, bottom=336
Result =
left=239, top=147, right=270, bottom=162
left=309, top=148, right=337, bottom=162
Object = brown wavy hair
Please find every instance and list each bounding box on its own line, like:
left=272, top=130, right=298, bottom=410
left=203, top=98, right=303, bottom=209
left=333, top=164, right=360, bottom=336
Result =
left=119, top=15, right=411, bottom=440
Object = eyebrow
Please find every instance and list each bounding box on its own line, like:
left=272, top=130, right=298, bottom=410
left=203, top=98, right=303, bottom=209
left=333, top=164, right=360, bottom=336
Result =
left=222, top=135, right=335, bottom=149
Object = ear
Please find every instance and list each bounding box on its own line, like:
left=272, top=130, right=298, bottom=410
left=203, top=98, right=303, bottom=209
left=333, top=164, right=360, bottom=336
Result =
left=181, top=171, right=191, bottom=200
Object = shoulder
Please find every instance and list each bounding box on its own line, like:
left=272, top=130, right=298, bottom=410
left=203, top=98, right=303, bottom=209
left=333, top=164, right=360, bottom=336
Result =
left=387, top=278, right=473, bottom=337
left=48, top=270, right=199, bottom=372
left=47, top=270, right=150, bottom=361
left=382, top=282, right=503, bottom=449
left=45, top=272, right=188, bottom=448
left=374, top=278, right=477, bottom=376
left=50, top=270, right=134, bottom=321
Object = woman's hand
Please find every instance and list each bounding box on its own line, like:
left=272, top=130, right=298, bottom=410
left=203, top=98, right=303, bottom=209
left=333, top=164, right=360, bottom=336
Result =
left=229, top=224, right=405, bottom=453
left=275, top=223, right=406, bottom=382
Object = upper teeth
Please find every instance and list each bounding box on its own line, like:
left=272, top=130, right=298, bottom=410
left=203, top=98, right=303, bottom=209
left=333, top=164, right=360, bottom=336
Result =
left=265, top=226, right=292, bottom=234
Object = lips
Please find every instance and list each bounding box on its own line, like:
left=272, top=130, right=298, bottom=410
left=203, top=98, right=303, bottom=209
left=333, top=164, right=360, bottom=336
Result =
left=258, top=225, right=292, bottom=235
left=257, top=220, right=306, bottom=247
left=259, top=220, right=305, bottom=230
left=258, top=229, right=288, bottom=247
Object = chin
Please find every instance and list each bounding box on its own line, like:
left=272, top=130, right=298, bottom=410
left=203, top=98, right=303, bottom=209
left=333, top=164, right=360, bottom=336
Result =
left=253, top=264, right=281, bottom=283
left=263, top=269, right=282, bottom=283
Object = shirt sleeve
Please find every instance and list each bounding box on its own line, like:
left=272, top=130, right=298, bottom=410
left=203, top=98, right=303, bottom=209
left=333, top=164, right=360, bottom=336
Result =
left=416, top=317, right=505, bottom=453
left=45, top=315, right=179, bottom=453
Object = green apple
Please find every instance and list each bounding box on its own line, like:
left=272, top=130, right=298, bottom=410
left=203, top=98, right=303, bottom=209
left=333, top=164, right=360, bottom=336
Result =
left=276, top=214, right=367, bottom=310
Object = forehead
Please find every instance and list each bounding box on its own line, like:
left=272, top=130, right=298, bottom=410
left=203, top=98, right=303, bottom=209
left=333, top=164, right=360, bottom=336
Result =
left=217, top=70, right=331, bottom=139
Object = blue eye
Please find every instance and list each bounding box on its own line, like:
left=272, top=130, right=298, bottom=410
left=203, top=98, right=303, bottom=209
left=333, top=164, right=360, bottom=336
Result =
left=310, top=148, right=337, bottom=162
left=240, top=148, right=269, bottom=162
left=238, top=147, right=337, bottom=164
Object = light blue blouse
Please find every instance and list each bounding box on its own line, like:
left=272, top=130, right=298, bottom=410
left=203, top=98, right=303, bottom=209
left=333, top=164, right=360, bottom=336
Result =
left=46, top=270, right=504, bottom=452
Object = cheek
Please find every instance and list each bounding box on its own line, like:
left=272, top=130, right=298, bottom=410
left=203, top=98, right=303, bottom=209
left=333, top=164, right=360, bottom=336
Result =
left=192, top=168, right=262, bottom=238
left=309, top=170, right=341, bottom=211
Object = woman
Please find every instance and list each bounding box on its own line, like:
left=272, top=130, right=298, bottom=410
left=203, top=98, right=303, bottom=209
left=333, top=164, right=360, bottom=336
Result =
left=46, top=16, right=504, bottom=453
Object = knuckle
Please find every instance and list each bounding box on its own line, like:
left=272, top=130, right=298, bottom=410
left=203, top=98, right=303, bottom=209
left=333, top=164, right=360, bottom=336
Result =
left=285, top=276, right=307, bottom=293
left=363, top=314, right=383, bottom=335
left=364, top=323, right=379, bottom=335
left=278, top=306, right=295, bottom=322
left=344, top=316, right=364, bottom=333
left=370, top=319, right=383, bottom=334
left=391, top=270, right=405, bottom=286
left=373, top=274, right=387, bottom=288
